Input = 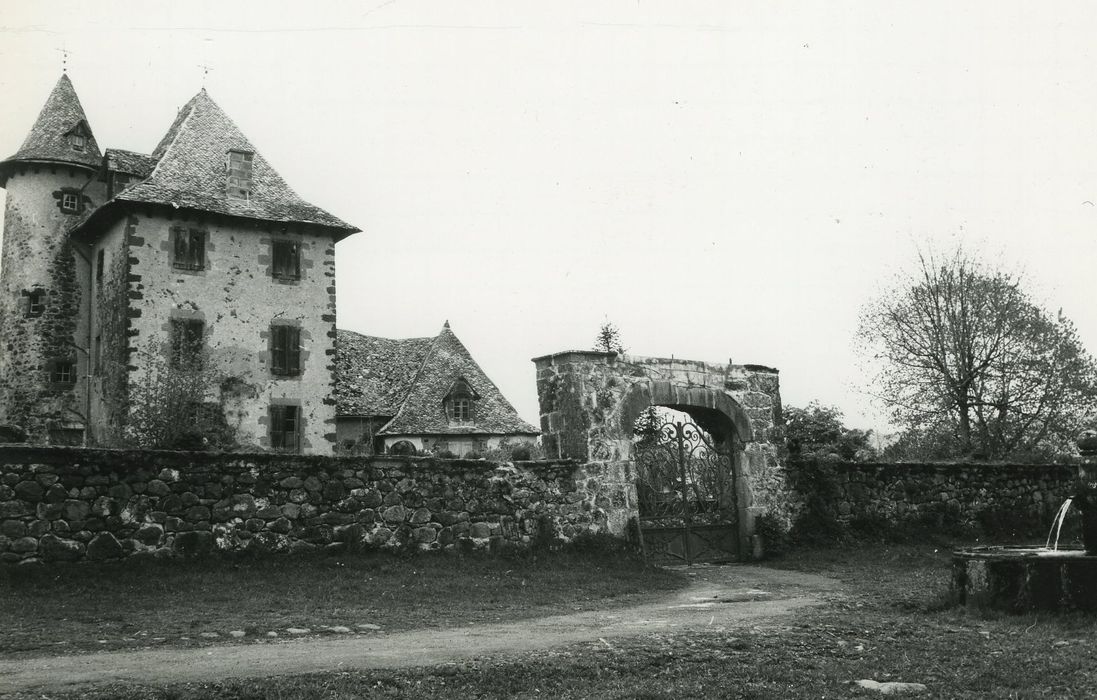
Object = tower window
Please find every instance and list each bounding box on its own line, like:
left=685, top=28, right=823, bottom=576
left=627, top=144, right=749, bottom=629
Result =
left=270, top=324, right=301, bottom=376
left=272, top=240, right=300, bottom=280
left=69, top=133, right=86, bottom=152
left=170, top=318, right=205, bottom=369
left=23, top=289, right=45, bottom=318
left=172, top=228, right=206, bottom=271
left=270, top=404, right=300, bottom=452
left=49, top=360, right=76, bottom=385
left=61, top=193, right=80, bottom=213
left=226, top=150, right=254, bottom=201
left=96, top=249, right=105, bottom=285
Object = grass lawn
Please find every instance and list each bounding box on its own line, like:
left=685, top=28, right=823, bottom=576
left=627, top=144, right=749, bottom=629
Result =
left=0, top=545, right=686, bottom=657
left=28, top=542, right=1097, bottom=699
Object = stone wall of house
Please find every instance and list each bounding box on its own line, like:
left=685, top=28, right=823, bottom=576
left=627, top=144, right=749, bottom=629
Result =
left=119, top=213, right=340, bottom=453
left=0, top=446, right=635, bottom=564
left=782, top=460, right=1077, bottom=535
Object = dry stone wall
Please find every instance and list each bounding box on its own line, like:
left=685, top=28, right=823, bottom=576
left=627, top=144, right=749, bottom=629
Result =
left=0, top=446, right=634, bottom=565
left=787, top=460, right=1077, bottom=535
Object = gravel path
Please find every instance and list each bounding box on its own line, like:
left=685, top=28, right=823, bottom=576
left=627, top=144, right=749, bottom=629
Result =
left=0, top=565, right=839, bottom=695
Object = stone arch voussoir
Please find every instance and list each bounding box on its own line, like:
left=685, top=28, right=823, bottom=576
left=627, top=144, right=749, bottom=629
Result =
left=618, top=380, right=753, bottom=444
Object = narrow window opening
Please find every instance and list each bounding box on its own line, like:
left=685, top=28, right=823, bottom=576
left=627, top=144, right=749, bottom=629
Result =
left=270, top=404, right=300, bottom=452
left=270, top=325, right=302, bottom=376
left=96, top=249, right=105, bottom=285
left=23, top=289, right=45, bottom=318
left=170, top=318, right=204, bottom=369
left=70, top=133, right=86, bottom=152
left=272, top=240, right=300, bottom=280
left=172, top=228, right=206, bottom=271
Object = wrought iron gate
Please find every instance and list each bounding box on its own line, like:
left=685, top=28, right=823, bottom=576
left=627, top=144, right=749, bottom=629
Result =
left=634, top=419, right=739, bottom=565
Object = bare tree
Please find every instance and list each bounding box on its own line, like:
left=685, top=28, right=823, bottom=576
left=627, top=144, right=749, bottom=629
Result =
left=857, top=249, right=1097, bottom=460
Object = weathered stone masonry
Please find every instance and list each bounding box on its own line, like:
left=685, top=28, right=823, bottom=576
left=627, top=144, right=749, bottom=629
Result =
left=795, top=461, right=1076, bottom=533
left=0, top=446, right=634, bottom=564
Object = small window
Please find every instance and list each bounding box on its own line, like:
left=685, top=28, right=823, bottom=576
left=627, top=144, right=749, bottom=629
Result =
left=49, top=360, right=76, bottom=385
left=272, top=240, right=300, bottom=281
left=226, top=150, right=254, bottom=201
left=70, top=133, right=86, bottom=152
left=172, top=228, right=206, bottom=271
left=270, top=404, right=300, bottom=452
left=61, top=193, right=80, bottom=213
left=452, top=398, right=472, bottom=423
left=96, top=249, right=105, bottom=285
left=94, top=335, right=101, bottom=371
left=444, top=379, right=477, bottom=426
left=270, top=325, right=301, bottom=376
left=170, top=318, right=204, bottom=369
left=23, top=289, right=45, bottom=318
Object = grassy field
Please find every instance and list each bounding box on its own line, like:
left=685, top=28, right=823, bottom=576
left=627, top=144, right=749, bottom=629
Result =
left=0, top=544, right=686, bottom=657
left=22, top=543, right=1097, bottom=699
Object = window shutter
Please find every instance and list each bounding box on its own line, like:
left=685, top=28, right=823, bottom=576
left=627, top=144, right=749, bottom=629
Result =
left=288, top=327, right=301, bottom=374
left=270, top=405, right=286, bottom=448
left=271, top=326, right=285, bottom=374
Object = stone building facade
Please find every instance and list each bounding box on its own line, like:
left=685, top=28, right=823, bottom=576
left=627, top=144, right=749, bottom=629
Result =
left=0, top=75, right=358, bottom=453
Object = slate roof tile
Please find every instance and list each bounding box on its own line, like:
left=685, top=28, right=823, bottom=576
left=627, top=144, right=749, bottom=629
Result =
left=335, top=325, right=539, bottom=436
left=104, top=148, right=156, bottom=178
left=112, top=89, right=356, bottom=232
left=0, top=74, right=102, bottom=177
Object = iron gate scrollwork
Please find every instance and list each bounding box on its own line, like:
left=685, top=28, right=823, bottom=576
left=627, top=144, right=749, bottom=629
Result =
left=634, top=419, right=738, bottom=564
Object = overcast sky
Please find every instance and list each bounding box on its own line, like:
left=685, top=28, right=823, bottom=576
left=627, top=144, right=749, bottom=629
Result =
left=2, top=1, right=1096, bottom=432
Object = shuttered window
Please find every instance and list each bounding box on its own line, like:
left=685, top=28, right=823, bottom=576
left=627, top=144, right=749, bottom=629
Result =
left=270, top=325, right=301, bottom=376
left=272, top=240, right=300, bottom=280
left=172, top=228, right=206, bottom=271
left=270, top=404, right=299, bottom=452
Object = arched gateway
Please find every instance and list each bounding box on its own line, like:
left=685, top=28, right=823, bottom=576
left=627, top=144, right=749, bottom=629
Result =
left=533, top=351, right=786, bottom=563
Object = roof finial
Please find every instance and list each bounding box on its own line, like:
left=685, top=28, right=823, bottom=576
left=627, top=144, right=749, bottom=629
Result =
left=56, top=46, right=70, bottom=73
left=198, top=63, right=213, bottom=88
left=444, top=320, right=450, bottom=329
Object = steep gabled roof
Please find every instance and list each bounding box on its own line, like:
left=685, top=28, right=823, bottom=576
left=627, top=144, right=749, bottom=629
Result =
left=109, top=89, right=357, bottom=233
left=334, top=330, right=435, bottom=416
left=356, top=323, right=539, bottom=436
left=0, top=74, right=102, bottom=181
left=104, top=148, right=156, bottom=178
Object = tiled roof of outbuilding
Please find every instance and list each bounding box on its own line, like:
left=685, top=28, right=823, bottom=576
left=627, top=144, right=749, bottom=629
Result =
left=0, top=74, right=102, bottom=177
left=334, top=330, right=434, bottom=417
left=104, top=148, right=156, bottom=178
left=112, top=89, right=357, bottom=233
left=335, top=324, right=539, bottom=436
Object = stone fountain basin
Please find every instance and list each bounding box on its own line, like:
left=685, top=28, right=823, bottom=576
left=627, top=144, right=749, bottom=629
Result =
left=953, top=546, right=1097, bottom=612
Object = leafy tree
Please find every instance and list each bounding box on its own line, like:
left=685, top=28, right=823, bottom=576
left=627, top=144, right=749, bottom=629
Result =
left=121, top=339, right=238, bottom=450
left=594, top=321, right=626, bottom=354
left=858, top=249, right=1097, bottom=461
left=783, top=402, right=875, bottom=461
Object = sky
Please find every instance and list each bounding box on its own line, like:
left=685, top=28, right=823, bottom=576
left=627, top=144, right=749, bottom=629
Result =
left=1, top=1, right=1096, bottom=433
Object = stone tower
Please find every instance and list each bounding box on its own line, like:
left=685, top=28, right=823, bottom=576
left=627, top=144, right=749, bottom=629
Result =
left=0, top=74, right=105, bottom=442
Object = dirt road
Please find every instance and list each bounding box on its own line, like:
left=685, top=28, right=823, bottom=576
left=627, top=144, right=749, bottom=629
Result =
left=0, top=565, right=839, bottom=695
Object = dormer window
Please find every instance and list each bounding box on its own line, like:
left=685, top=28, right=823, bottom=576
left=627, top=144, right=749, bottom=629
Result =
left=444, top=378, right=479, bottom=426
left=226, top=150, right=254, bottom=201
left=69, top=133, right=86, bottom=152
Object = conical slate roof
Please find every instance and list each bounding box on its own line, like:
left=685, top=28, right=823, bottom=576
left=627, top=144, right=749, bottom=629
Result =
left=366, top=323, right=539, bottom=436
left=114, top=89, right=357, bottom=232
left=333, top=330, right=435, bottom=416
left=0, top=74, right=102, bottom=179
